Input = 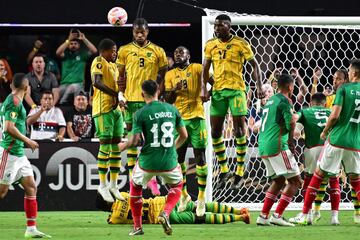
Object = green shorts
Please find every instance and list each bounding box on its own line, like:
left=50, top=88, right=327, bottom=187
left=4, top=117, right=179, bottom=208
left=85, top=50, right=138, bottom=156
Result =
left=94, top=108, right=124, bottom=140
left=124, top=102, right=146, bottom=124
left=170, top=201, right=196, bottom=224
left=210, top=89, right=247, bottom=117
left=176, top=118, right=207, bottom=149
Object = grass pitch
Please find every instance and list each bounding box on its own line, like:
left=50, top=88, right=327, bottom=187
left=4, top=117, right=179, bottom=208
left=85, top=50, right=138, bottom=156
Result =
left=0, top=211, right=359, bottom=239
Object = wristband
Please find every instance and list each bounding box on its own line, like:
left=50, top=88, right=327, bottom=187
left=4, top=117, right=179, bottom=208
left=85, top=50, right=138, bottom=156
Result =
left=118, top=92, right=126, bottom=102
left=31, top=104, right=37, bottom=109
left=33, top=47, right=38, bottom=52
left=65, top=39, right=70, bottom=44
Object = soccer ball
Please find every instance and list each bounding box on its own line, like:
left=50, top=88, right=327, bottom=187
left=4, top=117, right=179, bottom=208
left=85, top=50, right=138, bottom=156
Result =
left=107, top=7, right=128, bottom=26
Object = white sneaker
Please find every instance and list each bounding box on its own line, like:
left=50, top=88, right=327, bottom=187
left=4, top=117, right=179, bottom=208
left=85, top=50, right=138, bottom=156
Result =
left=313, top=210, right=321, bottom=222
left=109, top=187, right=125, bottom=201
left=331, top=216, right=340, bottom=225
left=354, top=214, right=360, bottom=224
left=177, top=194, right=191, bottom=212
left=25, top=228, right=51, bottom=238
left=289, top=213, right=308, bottom=226
left=98, top=186, right=114, bottom=203
left=269, top=214, right=295, bottom=227
left=196, top=199, right=206, bottom=217
left=256, top=215, right=271, bottom=226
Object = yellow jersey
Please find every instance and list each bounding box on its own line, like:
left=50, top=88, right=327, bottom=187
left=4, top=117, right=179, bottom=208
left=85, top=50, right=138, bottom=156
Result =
left=107, top=192, right=166, bottom=224
left=116, top=41, right=168, bottom=102
left=326, top=94, right=335, bottom=109
left=204, top=35, right=254, bottom=91
left=165, top=63, right=205, bottom=120
left=91, top=56, right=119, bottom=117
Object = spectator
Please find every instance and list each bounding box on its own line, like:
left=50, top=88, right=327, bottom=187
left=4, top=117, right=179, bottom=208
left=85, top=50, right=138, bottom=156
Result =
left=64, top=90, right=94, bottom=141
left=27, top=36, right=61, bottom=81
left=0, top=58, right=13, bottom=104
left=27, top=91, right=66, bottom=140
left=25, top=54, right=59, bottom=108
left=56, top=29, right=97, bottom=105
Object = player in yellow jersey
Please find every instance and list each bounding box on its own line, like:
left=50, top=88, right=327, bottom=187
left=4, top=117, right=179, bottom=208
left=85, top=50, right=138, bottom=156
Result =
left=116, top=18, right=168, bottom=194
left=164, top=46, right=209, bottom=216
left=201, top=14, right=264, bottom=189
left=91, top=39, right=124, bottom=203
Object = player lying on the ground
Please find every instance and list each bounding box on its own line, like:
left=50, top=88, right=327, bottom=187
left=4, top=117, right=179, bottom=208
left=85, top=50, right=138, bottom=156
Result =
left=96, top=192, right=250, bottom=225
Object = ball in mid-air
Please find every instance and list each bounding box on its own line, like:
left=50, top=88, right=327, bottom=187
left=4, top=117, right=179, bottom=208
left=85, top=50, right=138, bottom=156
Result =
left=107, top=7, right=128, bottom=26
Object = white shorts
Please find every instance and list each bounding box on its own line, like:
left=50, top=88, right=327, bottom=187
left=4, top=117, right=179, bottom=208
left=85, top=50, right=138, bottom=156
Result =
left=262, top=150, right=300, bottom=179
left=318, top=142, right=360, bottom=175
left=0, top=147, right=33, bottom=185
left=303, top=146, right=323, bottom=175
left=132, top=162, right=183, bottom=188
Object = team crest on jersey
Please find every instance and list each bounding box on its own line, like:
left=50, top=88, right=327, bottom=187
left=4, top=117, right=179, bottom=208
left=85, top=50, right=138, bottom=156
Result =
left=10, top=112, right=17, bottom=119
left=147, top=52, right=152, bottom=57
left=226, top=45, right=232, bottom=49
left=96, top=63, right=102, bottom=69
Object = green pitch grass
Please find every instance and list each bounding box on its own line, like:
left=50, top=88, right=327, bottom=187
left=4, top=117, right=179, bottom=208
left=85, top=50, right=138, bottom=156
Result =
left=1, top=211, right=359, bottom=240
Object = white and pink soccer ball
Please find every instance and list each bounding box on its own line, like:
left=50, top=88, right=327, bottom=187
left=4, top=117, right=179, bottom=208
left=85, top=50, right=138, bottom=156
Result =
left=107, top=7, right=128, bottom=26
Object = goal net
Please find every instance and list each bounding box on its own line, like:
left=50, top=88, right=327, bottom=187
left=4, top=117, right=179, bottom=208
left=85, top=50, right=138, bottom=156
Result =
left=202, top=10, right=360, bottom=210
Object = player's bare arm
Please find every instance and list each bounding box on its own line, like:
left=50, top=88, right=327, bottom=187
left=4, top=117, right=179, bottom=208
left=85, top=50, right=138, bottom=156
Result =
left=118, top=133, right=141, bottom=152
left=248, top=58, right=264, bottom=99
left=321, top=105, right=342, bottom=140
left=200, top=59, right=211, bottom=102
left=117, top=64, right=127, bottom=107
left=158, top=67, right=168, bottom=97
left=4, top=120, right=38, bottom=151
left=93, top=74, right=118, bottom=97
left=175, top=126, right=188, bottom=149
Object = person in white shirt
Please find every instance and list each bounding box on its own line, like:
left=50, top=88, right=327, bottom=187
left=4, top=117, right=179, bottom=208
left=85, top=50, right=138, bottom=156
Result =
left=27, top=90, right=66, bottom=140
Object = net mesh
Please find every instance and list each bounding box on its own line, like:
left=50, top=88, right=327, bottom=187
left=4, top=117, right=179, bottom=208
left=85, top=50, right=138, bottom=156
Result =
left=204, top=13, right=360, bottom=209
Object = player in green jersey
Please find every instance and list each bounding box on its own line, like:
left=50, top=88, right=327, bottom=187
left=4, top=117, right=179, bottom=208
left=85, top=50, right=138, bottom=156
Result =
left=118, top=80, right=188, bottom=236
left=292, top=59, right=360, bottom=226
left=0, top=73, right=51, bottom=238
left=256, top=74, right=302, bottom=227
left=289, top=93, right=342, bottom=225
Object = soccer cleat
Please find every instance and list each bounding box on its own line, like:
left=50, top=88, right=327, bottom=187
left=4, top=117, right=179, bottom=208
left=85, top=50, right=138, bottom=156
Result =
left=354, top=214, right=360, bottom=224
left=269, top=214, right=295, bottom=227
left=24, top=229, right=52, bottom=238
left=288, top=213, right=308, bottom=226
left=147, top=178, right=161, bottom=196
left=158, top=211, right=172, bottom=235
left=177, top=194, right=192, bottom=212
left=230, top=175, right=244, bottom=190
left=196, top=199, right=206, bottom=217
left=256, top=215, right=271, bottom=226
left=215, top=172, right=233, bottom=189
left=312, top=210, right=321, bottom=222
left=98, top=186, right=114, bottom=203
left=128, top=227, right=144, bottom=236
left=331, top=216, right=340, bottom=225
left=242, top=212, right=251, bottom=224
left=240, top=208, right=249, bottom=216
left=289, top=212, right=312, bottom=225
left=109, top=187, right=125, bottom=201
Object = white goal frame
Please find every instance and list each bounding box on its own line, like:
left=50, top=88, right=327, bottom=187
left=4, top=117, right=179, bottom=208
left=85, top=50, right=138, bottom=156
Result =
left=202, top=16, right=360, bottom=210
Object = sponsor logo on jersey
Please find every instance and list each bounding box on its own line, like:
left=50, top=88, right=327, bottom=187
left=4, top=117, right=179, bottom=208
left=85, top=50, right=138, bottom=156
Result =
left=10, top=112, right=17, bottom=119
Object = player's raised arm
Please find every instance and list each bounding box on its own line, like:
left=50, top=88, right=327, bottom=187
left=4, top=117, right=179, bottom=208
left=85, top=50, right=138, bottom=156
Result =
left=248, top=58, right=264, bottom=99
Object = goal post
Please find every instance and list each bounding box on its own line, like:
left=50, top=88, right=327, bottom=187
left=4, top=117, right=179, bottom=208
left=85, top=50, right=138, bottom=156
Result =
left=203, top=15, right=360, bottom=210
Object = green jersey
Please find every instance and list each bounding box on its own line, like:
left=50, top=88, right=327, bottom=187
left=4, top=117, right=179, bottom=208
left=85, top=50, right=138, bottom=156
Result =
left=297, top=106, right=331, bottom=148
left=132, top=101, right=184, bottom=171
left=259, top=93, right=293, bottom=157
left=0, top=94, right=27, bottom=157
left=329, top=82, right=360, bottom=150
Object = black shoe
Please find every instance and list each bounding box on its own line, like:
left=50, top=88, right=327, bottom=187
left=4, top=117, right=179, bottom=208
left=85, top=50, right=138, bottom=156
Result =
left=129, top=227, right=144, bottom=236
left=231, top=175, right=244, bottom=190
left=158, top=211, right=172, bottom=235
left=215, top=172, right=233, bottom=189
